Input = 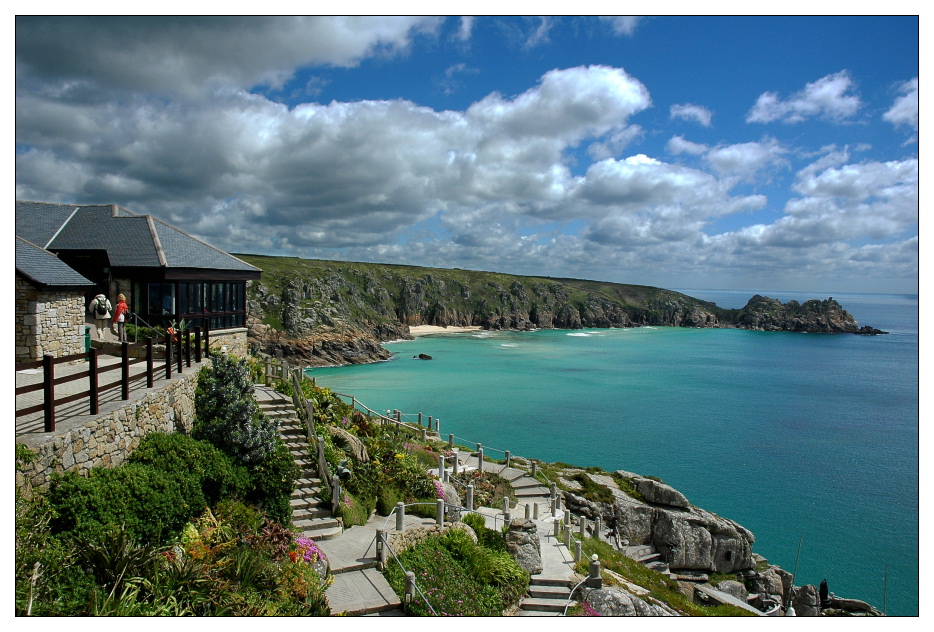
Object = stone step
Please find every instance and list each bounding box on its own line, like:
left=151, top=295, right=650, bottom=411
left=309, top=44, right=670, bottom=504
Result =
left=519, top=597, right=574, bottom=613
left=293, top=507, right=332, bottom=521
left=528, top=584, right=572, bottom=600
left=326, top=567, right=401, bottom=615
left=530, top=577, right=574, bottom=589
left=636, top=552, right=662, bottom=564
left=290, top=496, right=324, bottom=509
left=295, top=477, right=323, bottom=487
left=295, top=517, right=342, bottom=540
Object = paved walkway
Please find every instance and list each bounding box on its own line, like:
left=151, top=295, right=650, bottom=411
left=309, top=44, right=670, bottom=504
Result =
left=317, top=451, right=578, bottom=616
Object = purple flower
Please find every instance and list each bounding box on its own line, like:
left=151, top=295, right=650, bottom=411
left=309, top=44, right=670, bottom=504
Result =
left=434, top=480, right=445, bottom=500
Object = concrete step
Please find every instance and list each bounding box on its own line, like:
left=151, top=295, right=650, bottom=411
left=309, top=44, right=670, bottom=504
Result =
left=530, top=577, right=574, bottom=589
left=519, top=597, right=574, bottom=613
left=293, top=507, right=332, bottom=521
left=528, top=584, right=571, bottom=600
left=295, top=477, right=323, bottom=487
left=290, top=496, right=324, bottom=509
left=326, top=567, right=401, bottom=615
left=298, top=521, right=343, bottom=541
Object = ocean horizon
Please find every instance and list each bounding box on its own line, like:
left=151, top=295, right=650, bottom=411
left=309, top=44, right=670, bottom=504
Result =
left=309, top=289, right=919, bottom=615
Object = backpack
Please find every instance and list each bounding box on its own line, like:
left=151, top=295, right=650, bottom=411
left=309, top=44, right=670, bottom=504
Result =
left=95, top=299, right=108, bottom=316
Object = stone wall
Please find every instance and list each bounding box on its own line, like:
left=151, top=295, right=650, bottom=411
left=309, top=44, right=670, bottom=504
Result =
left=210, top=327, right=249, bottom=357
left=15, top=369, right=201, bottom=490
left=16, top=274, right=88, bottom=362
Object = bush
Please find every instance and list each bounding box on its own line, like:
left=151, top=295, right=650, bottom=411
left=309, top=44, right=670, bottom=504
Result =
left=193, top=354, right=279, bottom=466
left=128, top=432, right=251, bottom=506
left=383, top=527, right=528, bottom=616
left=47, top=464, right=202, bottom=545
left=244, top=441, right=299, bottom=526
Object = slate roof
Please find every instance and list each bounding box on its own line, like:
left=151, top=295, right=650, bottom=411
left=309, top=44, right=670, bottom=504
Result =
left=15, top=201, right=260, bottom=274
left=15, top=236, right=95, bottom=288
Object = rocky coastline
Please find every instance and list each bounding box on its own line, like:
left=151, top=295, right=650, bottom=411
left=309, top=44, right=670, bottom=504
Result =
left=539, top=462, right=882, bottom=616
left=238, top=254, right=886, bottom=367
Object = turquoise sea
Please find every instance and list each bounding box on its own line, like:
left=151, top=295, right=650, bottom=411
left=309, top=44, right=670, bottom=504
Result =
left=310, top=290, right=919, bottom=616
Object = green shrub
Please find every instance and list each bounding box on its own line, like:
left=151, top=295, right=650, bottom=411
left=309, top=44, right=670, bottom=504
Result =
left=244, top=442, right=299, bottom=526
left=193, top=354, right=278, bottom=466
left=47, top=464, right=202, bottom=545
left=376, top=483, right=403, bottom=516
left=128, top=432, right=251, bottom=506
left=383, top=527, right=528, bottom=615
left=336, top=491, right=372, bottom=527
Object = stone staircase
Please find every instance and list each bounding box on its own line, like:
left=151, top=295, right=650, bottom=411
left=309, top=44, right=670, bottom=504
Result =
left=255, top=387, right=342, bottom=541
left=517, top=577, right=577, bottom=616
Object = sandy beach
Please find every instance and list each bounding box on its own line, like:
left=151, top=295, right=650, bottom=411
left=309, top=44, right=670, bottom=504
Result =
left=408, top=325, right=483, bottom=336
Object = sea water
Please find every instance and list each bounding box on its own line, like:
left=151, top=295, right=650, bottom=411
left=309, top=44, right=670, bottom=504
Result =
left=310, top=291, right=919, bottom=615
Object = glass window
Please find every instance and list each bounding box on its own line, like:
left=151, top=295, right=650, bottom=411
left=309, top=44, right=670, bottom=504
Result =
left=148, top=283, right=175, bottom=315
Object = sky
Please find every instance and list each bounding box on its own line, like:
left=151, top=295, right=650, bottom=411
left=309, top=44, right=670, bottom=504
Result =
left=14, top=14, right=920, bottom=294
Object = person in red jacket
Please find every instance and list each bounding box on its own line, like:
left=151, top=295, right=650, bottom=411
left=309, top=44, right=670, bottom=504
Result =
left=112, top=293, right=129, bottom=342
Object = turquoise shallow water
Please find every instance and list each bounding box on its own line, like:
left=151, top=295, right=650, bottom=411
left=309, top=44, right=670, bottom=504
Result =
left=310, top=291, right=919, bottom=615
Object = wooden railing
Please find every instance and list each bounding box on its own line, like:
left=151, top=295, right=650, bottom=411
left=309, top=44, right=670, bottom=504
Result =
left=15, top=326, right=212, bottom=433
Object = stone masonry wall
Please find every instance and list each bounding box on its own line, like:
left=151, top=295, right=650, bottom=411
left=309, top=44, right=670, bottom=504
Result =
left=16, top=274, right=87, bottom=362
left=210, top=327, right=249, bottom=357
left=15, top=369, right=201, bottom=490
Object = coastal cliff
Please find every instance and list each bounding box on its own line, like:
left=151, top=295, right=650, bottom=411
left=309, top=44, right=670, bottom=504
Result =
left=236, top=254, right=885, bottom=365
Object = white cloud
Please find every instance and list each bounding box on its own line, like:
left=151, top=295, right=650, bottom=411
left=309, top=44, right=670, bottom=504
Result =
left=456, top=17, right=474, bottom=41
left=599, top=17, right=643, bottom=36
left=667, top=135, right=708, bottom=156
left=746, top=71, right=861, bottom=124
left=704, top=138, right=787, bottom=180
left=524, top=17, right=554, bottom=48
left=670, top=103, right=713, bottom=126
left=883, top=77, right=918, bottom=132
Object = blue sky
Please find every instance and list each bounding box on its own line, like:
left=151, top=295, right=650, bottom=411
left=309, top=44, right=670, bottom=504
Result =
left=14, top=15, right=919, bottom=294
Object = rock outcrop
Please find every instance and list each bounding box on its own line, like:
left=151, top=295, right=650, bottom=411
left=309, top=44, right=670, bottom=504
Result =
left=581, top=586, right=675, bottom=616
left=504, top=519, right=543, bottom=574
left=732, top=295, right=887, bottom=334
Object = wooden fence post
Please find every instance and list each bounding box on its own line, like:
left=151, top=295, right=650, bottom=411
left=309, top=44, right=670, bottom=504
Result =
left=194, top=327, right=202, bottom=363
left=176, top=332, right=183, bottom=374
left=146, top=337, right=154, bottom=388
left=185, top=330, right=191, bottom=368
left=165, top=331, right=173, bottom=379
left=42, top=353, right=55, bottom=432
left=121, top=342, right=130, bottom=400
left=89, top=346, right=99, bottom=414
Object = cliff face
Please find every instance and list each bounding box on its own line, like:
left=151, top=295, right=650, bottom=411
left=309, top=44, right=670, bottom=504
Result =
left=237, top=254, right=884, bottom=365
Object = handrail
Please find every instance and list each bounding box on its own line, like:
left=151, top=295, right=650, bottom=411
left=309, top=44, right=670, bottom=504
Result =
left=289, top=368, right=332, bottom=487
left=15, top=329, right=209, bottom=434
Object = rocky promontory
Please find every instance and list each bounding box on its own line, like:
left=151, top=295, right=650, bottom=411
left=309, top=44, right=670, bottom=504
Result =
left=236, top=254, right=886, bottom=366
left=546, top=463, right=881, bottom=616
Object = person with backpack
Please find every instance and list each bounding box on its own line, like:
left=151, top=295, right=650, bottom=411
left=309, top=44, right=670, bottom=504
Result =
left=89, top=293, right=112, bottom=339
left=112, top=294, right=129, bottom=342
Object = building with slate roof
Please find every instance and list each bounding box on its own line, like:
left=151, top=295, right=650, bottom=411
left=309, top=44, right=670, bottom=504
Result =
left=15, top=201, right=261, bottom=360
left=15, top=236, right=97, bottom=360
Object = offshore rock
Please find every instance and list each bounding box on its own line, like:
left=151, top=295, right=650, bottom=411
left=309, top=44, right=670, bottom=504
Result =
left=733, top=295, right=887, bottom=334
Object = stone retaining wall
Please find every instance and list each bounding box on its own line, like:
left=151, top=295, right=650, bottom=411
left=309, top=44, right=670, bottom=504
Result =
left=386, top=522, right=475, bottom=557
left=15, top=369, right=201, bottom=490
left=209, top=327, right=249, bottom=357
